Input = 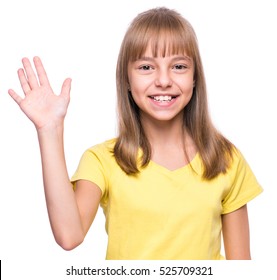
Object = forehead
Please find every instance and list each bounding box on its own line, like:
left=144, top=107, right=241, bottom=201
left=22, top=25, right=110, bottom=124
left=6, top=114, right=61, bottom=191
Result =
left=130, top=32, right=192, bottom=62
left=143, top=40, right=189, bottom=58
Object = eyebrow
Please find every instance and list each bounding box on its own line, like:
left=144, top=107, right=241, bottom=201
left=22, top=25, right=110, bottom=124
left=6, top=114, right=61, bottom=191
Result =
left=136, top=55, right=192, bottom=63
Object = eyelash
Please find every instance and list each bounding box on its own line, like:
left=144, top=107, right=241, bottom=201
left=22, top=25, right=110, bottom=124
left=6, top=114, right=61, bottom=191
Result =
left=138, top=64, right=188, bottom=71
left=138, top=65, right=153, bottom=71
left=174, top=64, right=188, bottom=70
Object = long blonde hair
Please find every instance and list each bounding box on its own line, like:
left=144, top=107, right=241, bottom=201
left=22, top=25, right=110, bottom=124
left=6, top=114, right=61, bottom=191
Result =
left=114, top=7, right=234, bottom=179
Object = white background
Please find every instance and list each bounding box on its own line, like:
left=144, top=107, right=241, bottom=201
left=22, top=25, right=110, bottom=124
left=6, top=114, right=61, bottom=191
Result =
left=0, top=0, right=276, bottom=279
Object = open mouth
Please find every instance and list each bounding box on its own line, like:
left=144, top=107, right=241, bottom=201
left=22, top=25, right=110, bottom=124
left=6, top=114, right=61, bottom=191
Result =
left=149, top=95, right=178, bottom=102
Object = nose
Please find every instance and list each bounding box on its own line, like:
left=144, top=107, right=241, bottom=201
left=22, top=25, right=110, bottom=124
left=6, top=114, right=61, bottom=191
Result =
left=155, top=68, right=173, bottom=88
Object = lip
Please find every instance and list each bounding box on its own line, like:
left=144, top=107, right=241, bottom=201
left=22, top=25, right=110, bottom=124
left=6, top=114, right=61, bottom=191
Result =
left=148, top=94, right=179, bottom=107
left=148, top=93, right=180, bottom=97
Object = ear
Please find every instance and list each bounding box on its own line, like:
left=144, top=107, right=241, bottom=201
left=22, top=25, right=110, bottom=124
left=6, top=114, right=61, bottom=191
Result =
left=127, top=84, right=131, bottom=92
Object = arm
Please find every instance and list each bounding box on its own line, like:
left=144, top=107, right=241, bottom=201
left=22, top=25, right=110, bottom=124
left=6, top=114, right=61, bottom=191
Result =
left=8, top=57, right=101, bottom=250
left=37, top=124, right=101, bottom=250
left=221, top=204, right=251, bottom=259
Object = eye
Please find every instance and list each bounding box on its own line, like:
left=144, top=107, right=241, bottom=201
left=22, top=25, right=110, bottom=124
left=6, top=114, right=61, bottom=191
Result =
left=173, top=64, right=188, bottom=70
left=138, top=64, right=153, bottom=71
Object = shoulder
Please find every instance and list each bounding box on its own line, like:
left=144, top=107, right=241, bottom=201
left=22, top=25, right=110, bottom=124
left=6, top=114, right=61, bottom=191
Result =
left=228, top=147, right=249, bottom=174
left=75, top=138, right=118, bottom=179
left=221, top=147, right=263, bottom=213
left=75, top=138, right=117, bottom=169
left=86, top=138, right=117, bottom=156
left=225, top=146, right=262, bottom=193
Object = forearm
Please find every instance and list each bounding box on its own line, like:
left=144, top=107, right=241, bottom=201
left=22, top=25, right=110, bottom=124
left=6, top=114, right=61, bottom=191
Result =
left=37, top=124, right=84, bottom=250
left=8, top=57, right=80, bottom=249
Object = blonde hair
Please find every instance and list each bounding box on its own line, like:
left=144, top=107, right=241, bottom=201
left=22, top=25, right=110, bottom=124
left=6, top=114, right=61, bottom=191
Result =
left=114, top=7, right=234, bottom=179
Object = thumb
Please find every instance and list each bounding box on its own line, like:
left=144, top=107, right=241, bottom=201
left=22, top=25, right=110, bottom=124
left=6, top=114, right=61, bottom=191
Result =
left=60, top=78, right=72, bottom=98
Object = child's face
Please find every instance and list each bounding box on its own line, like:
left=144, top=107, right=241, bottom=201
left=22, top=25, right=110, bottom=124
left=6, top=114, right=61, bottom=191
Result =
left=128, top=45, right=195, bottom=124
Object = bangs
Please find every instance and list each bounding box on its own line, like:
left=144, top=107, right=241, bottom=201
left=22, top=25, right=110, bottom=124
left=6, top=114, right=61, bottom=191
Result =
left=130, top=31, right=192, bottom=61
left=126, top=10, right=196, bottom=61
left=150, top=31, right=190, bottom=57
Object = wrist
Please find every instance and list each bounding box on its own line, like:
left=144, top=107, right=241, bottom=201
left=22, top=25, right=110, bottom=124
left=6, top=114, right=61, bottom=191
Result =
left=36, top=121, right=65, bottom=137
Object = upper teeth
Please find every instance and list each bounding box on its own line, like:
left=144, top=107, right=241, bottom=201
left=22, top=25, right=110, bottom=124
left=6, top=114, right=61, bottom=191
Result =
left=152, top=96, right=173, bottom=102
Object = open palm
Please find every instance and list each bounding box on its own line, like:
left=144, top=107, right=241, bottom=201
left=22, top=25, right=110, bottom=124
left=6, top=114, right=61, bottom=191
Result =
left=8, top=57, right=71, bottom=130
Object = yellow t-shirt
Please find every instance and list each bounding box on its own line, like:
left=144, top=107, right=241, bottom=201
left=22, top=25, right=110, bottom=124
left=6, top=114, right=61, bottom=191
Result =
left=71, top=138, right=263, bottom=260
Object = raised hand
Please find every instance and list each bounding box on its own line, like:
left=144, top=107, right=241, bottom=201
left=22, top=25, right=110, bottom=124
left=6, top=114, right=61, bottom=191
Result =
left=8, top=56, right=71, bottom=130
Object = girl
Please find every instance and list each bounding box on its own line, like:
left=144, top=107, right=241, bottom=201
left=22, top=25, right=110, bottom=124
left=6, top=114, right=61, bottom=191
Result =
left=8, top=7, right=262, bottom=260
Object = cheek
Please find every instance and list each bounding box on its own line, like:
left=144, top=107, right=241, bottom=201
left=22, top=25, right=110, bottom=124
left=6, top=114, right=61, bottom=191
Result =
left=130, top=86, right=144, bottom=103
left=130, top=76, right=150, bottom=95
left=176, top=76, right=194, bottom=92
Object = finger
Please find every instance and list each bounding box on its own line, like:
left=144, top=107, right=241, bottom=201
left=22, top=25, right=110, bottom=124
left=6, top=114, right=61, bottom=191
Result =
left=33, top=56, right=50, bottom=86
left=18, top=68, right=31, bottom=93
left=8, top=89, right=23, bottom=105
left=22, top=57, right=39, bottom=89
left=60, top=78, right=72, bottom=98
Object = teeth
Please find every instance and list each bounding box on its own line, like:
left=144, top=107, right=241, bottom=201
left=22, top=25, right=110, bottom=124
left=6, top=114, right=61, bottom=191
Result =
left=152, top=96, right=173, bottom=102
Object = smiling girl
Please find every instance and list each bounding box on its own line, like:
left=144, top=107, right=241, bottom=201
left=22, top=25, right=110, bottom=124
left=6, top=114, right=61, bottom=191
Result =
left=8, top=7, right=262, bottom=260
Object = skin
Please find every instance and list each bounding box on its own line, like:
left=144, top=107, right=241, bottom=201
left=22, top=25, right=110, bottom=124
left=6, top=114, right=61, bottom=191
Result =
left=128, top=50, right=251, bottom=259
left=8, top=57, right=100, bottom=250
left=128, top=47, right=196, bottom=170
left=222, top=205, right=251, bottom=259
left=8, top=55, right=251, bottom=259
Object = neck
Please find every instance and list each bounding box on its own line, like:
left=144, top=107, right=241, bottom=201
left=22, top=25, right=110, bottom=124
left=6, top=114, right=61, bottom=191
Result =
left=140, top=114, right=193, bottom=150
left=140, top=115, right=197, bottom=169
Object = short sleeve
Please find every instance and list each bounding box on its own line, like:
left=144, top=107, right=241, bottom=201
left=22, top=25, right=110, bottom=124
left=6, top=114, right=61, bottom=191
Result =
left=221, top=150, right=263, bottom=214
left=71, top=146, right=109, bottom=198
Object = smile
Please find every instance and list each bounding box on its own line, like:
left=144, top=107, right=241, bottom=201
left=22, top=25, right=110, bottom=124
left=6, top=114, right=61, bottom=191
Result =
left=149, top=95, right=177, bottom=102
